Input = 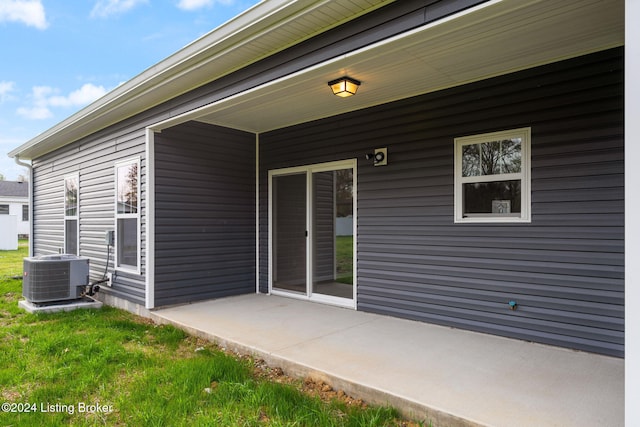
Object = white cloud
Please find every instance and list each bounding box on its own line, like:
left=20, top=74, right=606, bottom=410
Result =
left=49, top=84, right=108, bottom=107
left=17, top=83, right=108, bottom=120
left=90, top=0, right=147, bottom=18
left=16, top=105, right=51, bottom=120
left=0, top=81, right=16, bottom=102
left=176, top=0, right=234, bottom=11
left=17, top=85, right=53, bottom=119
left=0, top=0, right=48, bottom=29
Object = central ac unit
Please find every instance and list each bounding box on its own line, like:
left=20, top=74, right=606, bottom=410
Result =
left=22, top=254, right=89, bottom=303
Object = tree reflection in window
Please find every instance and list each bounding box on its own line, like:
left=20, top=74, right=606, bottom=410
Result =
left=65, top=176, right=78, bottom=216
left=117, top=163, right=138, bottom=214
left=335, top=169, right=353, bottom=218
left=462, top=138, right=521, bottom=177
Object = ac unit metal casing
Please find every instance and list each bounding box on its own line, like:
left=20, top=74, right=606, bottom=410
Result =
left=22, top=255, right=89, bottom=303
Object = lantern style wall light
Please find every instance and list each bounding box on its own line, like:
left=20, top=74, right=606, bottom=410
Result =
left=328, top=77, right=361, bottom=97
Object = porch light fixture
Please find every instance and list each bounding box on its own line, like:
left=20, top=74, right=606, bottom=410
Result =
left=328, top=77, right=361, bottom=97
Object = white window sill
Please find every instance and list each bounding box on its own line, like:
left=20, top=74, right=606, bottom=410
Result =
left=454, top=216, right=531, bottom=224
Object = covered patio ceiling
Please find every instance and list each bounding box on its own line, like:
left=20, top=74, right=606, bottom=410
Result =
left=166, top=0, right=623, bottom=134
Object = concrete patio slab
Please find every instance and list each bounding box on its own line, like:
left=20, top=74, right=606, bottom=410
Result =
left=150, top=294, right=624, bottom=427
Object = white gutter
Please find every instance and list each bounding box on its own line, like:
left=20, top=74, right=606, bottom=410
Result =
left=13, top=156, right=33, bottom=257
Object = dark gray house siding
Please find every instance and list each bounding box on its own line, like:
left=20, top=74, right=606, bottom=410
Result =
left=153, top=121, right=256, bottom=306
left=259, top=47, right=624, bottom=357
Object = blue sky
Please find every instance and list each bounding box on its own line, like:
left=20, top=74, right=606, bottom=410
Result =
left=0, top=0, right=260, bottom=180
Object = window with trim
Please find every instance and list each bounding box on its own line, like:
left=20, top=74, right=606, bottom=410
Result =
left=22, top=205, right=28, bottom=222
left=115, top=159, right=140, bottom=270
left=454, top=128, right=531, bottom=223
left=0, top=205, right=8, bottom=215
left=64, top=175, right=79, bottom=254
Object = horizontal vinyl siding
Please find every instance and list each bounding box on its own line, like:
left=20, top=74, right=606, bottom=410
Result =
left=32, top=127, right=147, bottom=306
left=260, top=48, right=624, bottom=356
left=154, top=121, right=255, bottom=306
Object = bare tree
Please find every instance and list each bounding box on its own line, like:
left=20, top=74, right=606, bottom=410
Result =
left=335, top=169, right=353, bottom=217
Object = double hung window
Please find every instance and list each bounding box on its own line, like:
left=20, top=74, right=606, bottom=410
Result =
left=64, top=175, right=79, bottom=254
left=115, top=159, right=140, bottom=270
left=454, top=128, right=531, bottom=223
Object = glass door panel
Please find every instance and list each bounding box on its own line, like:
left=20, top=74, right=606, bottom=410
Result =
left=312, top=168, right=353, bottom=300
left=272, top=173, right=307, bottom=294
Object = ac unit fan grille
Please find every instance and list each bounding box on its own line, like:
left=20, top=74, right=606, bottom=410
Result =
left=25, top=262, right=71, bottom=301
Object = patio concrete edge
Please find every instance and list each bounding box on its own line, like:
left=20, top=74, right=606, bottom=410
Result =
left=149, top=310, right=486, bottom=427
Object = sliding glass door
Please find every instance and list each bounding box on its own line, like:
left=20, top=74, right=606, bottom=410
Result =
left=269, top=160, right=356, bottom=307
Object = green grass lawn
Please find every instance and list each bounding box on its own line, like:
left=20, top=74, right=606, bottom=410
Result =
left=0, top=242, right=418, bottom=427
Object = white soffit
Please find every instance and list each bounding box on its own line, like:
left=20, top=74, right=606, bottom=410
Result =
left=191, top=0, right=624, bottom=133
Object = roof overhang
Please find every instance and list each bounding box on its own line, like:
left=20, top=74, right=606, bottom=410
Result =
left=158, top=0, right=624, bottom=134
left=10, top=0, right=624, bottom=159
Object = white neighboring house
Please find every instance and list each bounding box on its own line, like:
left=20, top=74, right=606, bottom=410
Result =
left=0, top=180, right=30, bottom=238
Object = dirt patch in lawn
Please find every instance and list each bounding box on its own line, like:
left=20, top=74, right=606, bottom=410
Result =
left=249, top=357, right=423, bottom=427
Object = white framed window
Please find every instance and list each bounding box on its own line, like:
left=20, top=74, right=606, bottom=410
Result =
left=454, top=127, right=531, bottom=223
left=115, top=158, right=140, bottom=272
left=64, top=174, right=80, bottom=254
